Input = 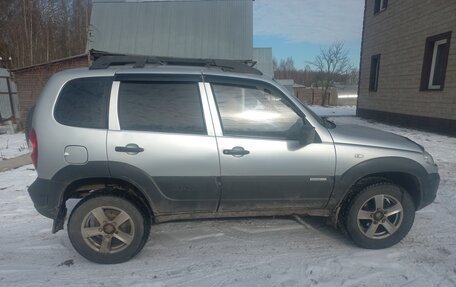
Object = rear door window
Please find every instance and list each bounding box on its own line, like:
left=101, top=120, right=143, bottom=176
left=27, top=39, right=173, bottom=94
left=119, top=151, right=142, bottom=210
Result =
left=54, top=77, right=112, bottom=129
left=117, top=82, right=206, bottom=135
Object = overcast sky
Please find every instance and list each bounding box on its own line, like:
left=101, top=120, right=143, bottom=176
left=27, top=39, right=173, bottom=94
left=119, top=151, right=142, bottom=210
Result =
left=253, top=0, right=365, bottom=69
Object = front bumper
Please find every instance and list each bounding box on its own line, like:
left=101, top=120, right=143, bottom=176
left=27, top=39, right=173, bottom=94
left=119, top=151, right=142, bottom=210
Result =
left=28, top=178, right=66, bottom=219
left=419, top=173, right=440, bottom=210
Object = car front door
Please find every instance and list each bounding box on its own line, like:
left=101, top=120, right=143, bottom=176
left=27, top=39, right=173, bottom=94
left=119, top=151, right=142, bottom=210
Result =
left=106, top=74, right=221, bottom=215
left=204, top=77, right=336, bottom=212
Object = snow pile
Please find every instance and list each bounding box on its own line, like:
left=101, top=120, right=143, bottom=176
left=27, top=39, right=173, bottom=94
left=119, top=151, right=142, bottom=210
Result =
left=0, top=133, right=29, bottom=160
left=309, top=105, right=356, bottom=117
left=0, top=117, right=455, bottom=287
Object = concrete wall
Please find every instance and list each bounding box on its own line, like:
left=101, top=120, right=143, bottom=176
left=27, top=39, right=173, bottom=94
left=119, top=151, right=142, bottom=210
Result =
left=253, top=48, right=273, bottom=77
left=358, top=0, right=456, bottom=132
left=336, top=84, right=358, bottom=106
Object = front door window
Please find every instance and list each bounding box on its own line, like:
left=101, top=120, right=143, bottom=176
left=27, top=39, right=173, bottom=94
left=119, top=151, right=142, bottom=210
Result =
left=212, top=83, right=302, bottom=139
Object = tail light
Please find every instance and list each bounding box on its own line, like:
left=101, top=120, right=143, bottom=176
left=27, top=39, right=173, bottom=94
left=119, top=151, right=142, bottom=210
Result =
left=30, top=129, right=38, bottom=168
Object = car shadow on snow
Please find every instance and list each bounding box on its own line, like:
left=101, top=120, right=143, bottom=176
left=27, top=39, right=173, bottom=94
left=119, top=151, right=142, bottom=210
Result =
left=145, top=215, right=355, bottom=249
left=291, top=215, right=354, bottom=246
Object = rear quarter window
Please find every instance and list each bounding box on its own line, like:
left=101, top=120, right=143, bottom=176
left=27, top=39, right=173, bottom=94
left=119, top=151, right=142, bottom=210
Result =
left=54, top=77, right=112, bottom=129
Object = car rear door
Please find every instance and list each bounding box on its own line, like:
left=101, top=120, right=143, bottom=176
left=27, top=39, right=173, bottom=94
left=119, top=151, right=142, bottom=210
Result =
left=106, top=73, right=221, bottom=215
left=203, top=76, right=336, bottom=212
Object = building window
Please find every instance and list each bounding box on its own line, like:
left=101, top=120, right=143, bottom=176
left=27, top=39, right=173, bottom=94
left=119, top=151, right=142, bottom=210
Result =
left=374, top=0, right=388, bottom=14
left=369, top=54, right=381, bottom=92
left=420, top=32, right=452, bottom=91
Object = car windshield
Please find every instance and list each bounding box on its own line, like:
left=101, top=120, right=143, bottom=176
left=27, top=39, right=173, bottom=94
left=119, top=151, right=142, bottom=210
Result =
left=272, top=80, right=330, bottom=128
left=299, top=102, right=337, bottom=128
left=297, top=101, right=326, bottom=126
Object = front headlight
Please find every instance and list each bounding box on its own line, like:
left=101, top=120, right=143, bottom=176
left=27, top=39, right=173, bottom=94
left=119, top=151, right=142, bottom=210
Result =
left=423, top=151, right=435, bottom=165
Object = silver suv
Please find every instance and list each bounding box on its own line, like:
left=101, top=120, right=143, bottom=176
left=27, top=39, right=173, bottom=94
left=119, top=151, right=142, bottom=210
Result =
left=28, top=56, right=439, bottom=264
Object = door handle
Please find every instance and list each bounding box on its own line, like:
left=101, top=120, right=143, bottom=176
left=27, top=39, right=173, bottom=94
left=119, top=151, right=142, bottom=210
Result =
left=223, top=146, right=250, bottom=157
left=115, top=143, right=144, bottom=155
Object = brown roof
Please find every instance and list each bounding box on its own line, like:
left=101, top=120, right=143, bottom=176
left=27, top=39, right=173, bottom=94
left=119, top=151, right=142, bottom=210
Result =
left=12, top=53, right=88, bottom=73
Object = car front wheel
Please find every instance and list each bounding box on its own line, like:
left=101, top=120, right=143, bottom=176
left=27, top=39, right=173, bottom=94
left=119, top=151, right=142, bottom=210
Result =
left=345, top=182, right=415, bottom=249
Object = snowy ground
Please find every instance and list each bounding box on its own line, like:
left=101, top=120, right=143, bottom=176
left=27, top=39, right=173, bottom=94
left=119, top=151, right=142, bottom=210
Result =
left=1, top=112, right=456, bottom=287
left=0, top=133, right=28, bottom=160
left=309, top=105, right=356, bottom=117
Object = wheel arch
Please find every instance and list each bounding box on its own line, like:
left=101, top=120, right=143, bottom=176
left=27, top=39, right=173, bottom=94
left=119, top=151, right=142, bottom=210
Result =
left=53, top=176, right=156, bottom=233
left=64, top=177, right=155, bottom=213
left=49, top=161, right=165, bottom=233
left=328, top=157, right=427, bottom=227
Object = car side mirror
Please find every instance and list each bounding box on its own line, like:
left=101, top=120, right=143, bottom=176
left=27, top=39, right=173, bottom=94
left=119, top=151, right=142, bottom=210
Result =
left=286, top=118, right=316, bottom=146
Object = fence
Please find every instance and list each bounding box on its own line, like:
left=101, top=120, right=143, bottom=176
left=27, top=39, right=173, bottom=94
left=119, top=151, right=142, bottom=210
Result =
left=0, top=69, right=19, bottom=123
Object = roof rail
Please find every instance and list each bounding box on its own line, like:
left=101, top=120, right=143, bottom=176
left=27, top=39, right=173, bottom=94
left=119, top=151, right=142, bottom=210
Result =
left=89, top=54, right=262, bottom=75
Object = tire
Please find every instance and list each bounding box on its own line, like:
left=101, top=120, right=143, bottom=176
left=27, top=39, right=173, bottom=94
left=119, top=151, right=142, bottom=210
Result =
left=68, top=194, right=149, bottom=264
left=345, top=182, right=415, bottom=249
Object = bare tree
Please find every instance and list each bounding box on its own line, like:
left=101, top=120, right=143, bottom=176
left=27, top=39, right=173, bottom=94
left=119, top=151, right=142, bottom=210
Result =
left=274, top=57, right=321, bottom=87
left=346, top=67, right=360, bottom=85
left=0, top=0, right=92, bottom=70
left=273, top=57, right=297, bottom=80
left=278, top=57, right=296, bottom=78
left=272, top=57, right=278, bottom=72
left=308, top=41, right=353, bottom=106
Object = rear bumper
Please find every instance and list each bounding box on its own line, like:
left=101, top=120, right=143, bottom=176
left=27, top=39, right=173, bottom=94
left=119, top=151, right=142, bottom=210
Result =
left=419, top=172, right=440, bottom=210
left=28, top=178, right=66, bottom=219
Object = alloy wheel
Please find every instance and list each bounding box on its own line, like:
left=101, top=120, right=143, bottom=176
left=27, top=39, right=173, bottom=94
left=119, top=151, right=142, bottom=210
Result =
left=81, top=206, right=135, bottom=254
left=356, top=194, right=403, bottom=239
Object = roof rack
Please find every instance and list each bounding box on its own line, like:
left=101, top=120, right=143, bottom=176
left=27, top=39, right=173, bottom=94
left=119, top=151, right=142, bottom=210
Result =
left=89, top=54, right=262, bottom=75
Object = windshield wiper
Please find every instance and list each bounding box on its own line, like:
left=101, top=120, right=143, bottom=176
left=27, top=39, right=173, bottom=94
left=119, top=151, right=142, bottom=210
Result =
left=322, top=117, right=336, bottom=129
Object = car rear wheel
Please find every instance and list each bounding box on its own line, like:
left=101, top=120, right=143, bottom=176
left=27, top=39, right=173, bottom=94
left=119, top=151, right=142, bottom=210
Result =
left=68, top=194, right=149, bottom=264
left=345, top=183, right=415, bottom=249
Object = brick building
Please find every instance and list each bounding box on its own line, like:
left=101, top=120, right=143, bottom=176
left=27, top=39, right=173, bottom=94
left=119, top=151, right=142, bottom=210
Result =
left=357, top=0, right=456, bottom=135
left=11, top=54, right=89, bottom=122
